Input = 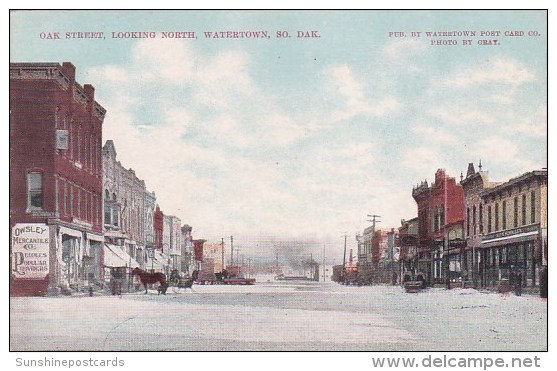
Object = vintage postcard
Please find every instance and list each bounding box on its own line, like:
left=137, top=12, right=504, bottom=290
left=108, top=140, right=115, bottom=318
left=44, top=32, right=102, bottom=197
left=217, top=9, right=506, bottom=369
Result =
left=8, top=8, right=548, bottom=364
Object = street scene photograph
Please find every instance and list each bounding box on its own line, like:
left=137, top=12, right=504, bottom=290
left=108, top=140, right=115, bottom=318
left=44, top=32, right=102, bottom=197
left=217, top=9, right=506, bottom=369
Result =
left=8, top=9, right=547, bottom=355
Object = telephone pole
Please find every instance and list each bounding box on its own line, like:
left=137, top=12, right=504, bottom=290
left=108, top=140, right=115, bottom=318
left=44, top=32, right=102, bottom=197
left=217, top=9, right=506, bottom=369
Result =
left=230, top=235, right=234, bottom=267
left=342, top=233, right=348, bottom=283
left=221, top=238, right=225, bottom=272
left=367, top=214, right=381, bottom=283
left=342, top=233, right=347, bottom=268
left=367, top=214, right=381, bottom=232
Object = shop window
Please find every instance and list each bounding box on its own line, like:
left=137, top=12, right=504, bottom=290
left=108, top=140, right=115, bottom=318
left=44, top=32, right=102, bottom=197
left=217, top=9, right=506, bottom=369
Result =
left=27, top=172, right=43, bottom=210
left=501, top=248, right=508, bottom=264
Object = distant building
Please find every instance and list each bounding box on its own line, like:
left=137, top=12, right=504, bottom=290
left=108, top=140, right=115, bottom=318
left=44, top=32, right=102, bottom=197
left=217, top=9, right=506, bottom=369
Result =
left=162, top=214, right=182, bottom=275
left=371, top=229, right=398, bottom=283
left=181, top=224, right=194, bottom=275
left=398, top=218, right=418, bottom=277
left=202, top=243, right=224, bottom=276
left=154, top=205, right=163, bottom=251
left=356, top=225, right=375, bottom=284
left=10, top=62, right=106, bottom=295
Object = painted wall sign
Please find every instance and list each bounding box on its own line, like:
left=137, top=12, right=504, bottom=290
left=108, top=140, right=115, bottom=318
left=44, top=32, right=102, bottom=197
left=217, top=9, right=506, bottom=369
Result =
left=11, top=223, right=50, bottom=279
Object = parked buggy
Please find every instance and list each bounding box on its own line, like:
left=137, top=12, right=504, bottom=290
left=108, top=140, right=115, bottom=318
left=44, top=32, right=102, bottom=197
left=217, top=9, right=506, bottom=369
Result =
left=402, top=272, right=427, bottom=293
left=168, top=269, right=195, bottom=293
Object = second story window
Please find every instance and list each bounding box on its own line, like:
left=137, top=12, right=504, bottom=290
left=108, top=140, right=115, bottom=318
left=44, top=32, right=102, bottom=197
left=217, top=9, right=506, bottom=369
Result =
left=531, top=191, right=536, bottom=224
left=27, top=172, right=43, bottom=210
left=487, top=205, right=492, bottom=233
left=502, top=200, right=507, bottom=230
left=479, top=204, right=483, bottom=234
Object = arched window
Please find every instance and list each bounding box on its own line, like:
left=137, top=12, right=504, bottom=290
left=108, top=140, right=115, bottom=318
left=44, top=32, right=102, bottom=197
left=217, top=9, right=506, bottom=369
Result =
left=112, top=193, right=119, bottom=227
left=104, top=190, right=111, bottom=226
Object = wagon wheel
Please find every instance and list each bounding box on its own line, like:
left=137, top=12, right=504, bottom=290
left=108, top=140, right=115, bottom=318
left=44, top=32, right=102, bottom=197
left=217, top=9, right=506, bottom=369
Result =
left=169, top=278, right=180, bottom=294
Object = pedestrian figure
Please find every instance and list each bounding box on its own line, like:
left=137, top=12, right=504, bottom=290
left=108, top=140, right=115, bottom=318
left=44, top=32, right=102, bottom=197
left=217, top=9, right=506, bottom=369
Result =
left=514, top=272, right=522, bottom=296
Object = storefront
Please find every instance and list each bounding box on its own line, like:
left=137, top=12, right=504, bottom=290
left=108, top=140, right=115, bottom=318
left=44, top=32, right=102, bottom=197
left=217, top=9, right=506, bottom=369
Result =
left=103, top=243, right=140, bottom=293
left=480, top=225, right=541, bottom=288
left=54, top=226, right=105, bottom=292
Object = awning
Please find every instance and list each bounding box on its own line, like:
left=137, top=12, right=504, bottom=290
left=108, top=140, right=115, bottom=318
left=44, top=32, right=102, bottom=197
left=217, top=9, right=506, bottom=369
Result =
left=104, top=230, right=129, bottom=239
left=103, top=244, right=140, bottom=269
left=86, top=232, right=104, bottom=242
left=59, top=226, right=83, bottom=239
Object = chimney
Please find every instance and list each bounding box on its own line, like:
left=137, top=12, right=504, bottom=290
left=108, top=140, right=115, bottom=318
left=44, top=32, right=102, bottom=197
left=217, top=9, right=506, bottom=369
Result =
left=60, top=62, right=76, bottom=83
left=84, top=84, right=95, bottom=101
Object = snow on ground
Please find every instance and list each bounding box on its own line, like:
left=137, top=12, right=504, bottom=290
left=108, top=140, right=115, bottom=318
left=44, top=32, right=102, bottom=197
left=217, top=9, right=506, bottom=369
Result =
left=9, top=282, right=547, bottom=351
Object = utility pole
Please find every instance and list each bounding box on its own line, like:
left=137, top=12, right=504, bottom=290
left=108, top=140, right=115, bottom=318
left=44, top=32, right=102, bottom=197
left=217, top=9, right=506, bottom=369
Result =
left=236, top=249, right=240, bottom=271
left=230, top=235, right=234, bottom=267
left=221, top=238, right=225, bottom=272
left=367, top=214, right=381, bottom=283
left=342, top=233, right=347, bottom=268
left=367, top=214, right=381, bottom=232
left=342, top=233, right=347, bottom=283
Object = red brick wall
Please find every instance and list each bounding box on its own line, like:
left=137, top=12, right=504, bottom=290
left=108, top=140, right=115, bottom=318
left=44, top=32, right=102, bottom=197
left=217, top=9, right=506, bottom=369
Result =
left=10, top=64, right=104, bottom=233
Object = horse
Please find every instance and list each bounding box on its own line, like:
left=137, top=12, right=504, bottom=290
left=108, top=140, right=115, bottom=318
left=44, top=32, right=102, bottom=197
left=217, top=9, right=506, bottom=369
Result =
left=131, top=268, right=168, bottom=295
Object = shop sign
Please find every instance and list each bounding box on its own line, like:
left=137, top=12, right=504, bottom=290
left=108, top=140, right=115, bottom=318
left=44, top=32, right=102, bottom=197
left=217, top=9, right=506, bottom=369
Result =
left=11, top=223, right=50, bottom=279
left=483, top=224, right=540, bottom=241
left=448, top=238, right=466, bottom=249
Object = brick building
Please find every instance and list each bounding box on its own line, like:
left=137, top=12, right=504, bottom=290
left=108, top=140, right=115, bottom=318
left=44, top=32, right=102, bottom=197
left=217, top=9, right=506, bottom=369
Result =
left=479, top=169, right=547, bottom=290
left=10, top=62, right=106, bottom=296
left=412, top=169, right=465, bottom=285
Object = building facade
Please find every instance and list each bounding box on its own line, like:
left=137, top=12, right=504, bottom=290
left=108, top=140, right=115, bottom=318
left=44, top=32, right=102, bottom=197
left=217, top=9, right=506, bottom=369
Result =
left=162, top=214, right=182, bottom=275
left=460, top=162, right=496, bottom=286
left=478, top=169, right=547, bottom=289
left=356, top=225, right=375, bottom=284
left=181, top=224, right=194, bottom=275
left=398, top=218, right=418, bottom=278
left=103, top=139, right=159, bottom=287
left=10, top=62, right=106, bottom=295
left=412, top=169, right=465, bottom=285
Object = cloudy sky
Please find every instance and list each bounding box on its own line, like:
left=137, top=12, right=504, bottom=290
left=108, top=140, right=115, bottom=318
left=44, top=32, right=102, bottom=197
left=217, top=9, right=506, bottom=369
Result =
left=10, top=10, right=547, bottom=262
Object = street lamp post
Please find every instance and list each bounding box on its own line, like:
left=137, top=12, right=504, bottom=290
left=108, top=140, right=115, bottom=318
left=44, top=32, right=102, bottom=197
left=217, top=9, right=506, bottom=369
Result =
left=147, top=247, right=155, bottom=272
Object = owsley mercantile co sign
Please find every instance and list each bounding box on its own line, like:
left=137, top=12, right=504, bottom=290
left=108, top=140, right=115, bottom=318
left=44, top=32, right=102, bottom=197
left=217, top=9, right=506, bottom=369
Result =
left=11, top=223, right=50, bottom=279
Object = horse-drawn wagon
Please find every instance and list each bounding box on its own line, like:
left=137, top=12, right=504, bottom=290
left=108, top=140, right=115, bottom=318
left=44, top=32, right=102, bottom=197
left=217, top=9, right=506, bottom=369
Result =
left=168, top=270, right=194, bottom=293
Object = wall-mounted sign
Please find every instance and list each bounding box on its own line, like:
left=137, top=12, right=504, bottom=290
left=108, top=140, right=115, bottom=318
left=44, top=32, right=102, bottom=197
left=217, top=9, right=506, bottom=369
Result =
left=11, top=223, right=50, bottom=279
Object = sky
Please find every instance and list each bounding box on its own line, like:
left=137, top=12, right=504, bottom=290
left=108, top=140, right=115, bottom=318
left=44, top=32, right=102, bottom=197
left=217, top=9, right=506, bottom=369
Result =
left=9, top=10, right=548, bottom=263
